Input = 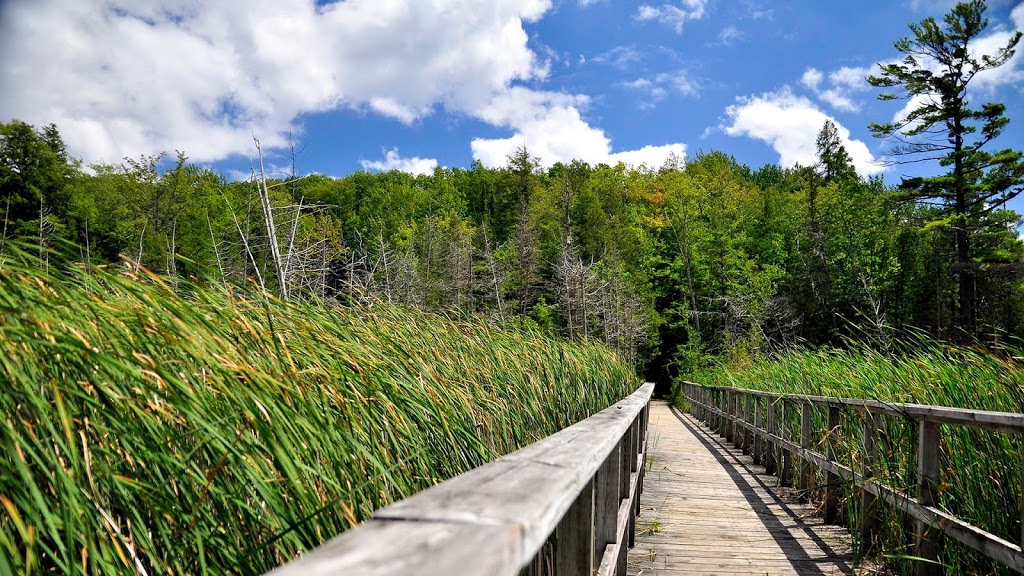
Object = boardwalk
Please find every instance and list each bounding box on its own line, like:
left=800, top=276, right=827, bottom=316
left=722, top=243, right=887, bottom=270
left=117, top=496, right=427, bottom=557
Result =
left=628, top=400, right=854, bottom=576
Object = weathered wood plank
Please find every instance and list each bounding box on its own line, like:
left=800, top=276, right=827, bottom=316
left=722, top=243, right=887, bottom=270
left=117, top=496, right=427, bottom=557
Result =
left=269, top=382, right=654, bottom=576
left=915, top=420, right=942, bottom=576
left=265, top=519, right=519, bottom=576
left=684, top=382, right=1024, bottom=434
left=555, top=478, right=594, bottom=576
left=628, top=401, right=853, bottom=576
left=594, top=444, right=621, bottom=569
left=685, top=383, right=1024, bottom=574
left=824, top=405, right=841, bottom=525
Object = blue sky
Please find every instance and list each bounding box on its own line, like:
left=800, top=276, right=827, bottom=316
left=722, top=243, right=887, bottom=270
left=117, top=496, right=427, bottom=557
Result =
left=2, top=0, right=1023, bottom=200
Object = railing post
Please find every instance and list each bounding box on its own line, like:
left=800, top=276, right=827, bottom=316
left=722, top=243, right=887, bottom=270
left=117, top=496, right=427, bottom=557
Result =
left=720, top=389, right=729, bottom=434
left=800, top=402, right=813, bottom=498
left=700, top=386, right=707, bottom=422
left=765, top=398, right=777, bottom=475
left=780, top=399, right=793, bottom=487
left=555, top=477, right=594, bottom=576
left=733, top=392, right=741, bottom=450
left=744, top=393, right=753, bottom=455
left=617, top=424, right=630, bottom=575
left=824, top=405, right=841, bottom=524
left=861, top=410, right=880, bottom=553
left=753, top=398, right=762, bottom=465
left=733, top=392, right=742, bottom=449
left=594, top=440, right=621, bottom=569
left=628, top=416, right=640, bottom=549
left=915, top=420, right=942, bottom=576
left=722, top=389, right=729, bottom=438
left=703, top=386, right=709, bottom=423
left=717, top=388, right=723, bottom=433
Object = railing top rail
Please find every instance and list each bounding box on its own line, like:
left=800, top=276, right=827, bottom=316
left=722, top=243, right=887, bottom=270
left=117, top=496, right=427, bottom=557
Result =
left=267, top=381, right=655, bottom=576
left=682, top=381, right=1024, bottom=434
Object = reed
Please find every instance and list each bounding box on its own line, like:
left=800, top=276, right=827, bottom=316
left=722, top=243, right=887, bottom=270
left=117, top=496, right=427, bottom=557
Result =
left=688, top=345, right=1024, bottom=575
left=0, top=250, right=637, bottom=575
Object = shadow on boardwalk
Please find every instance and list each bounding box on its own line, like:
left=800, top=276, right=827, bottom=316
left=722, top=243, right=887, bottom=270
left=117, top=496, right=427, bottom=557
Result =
left=628, top=401, right=854, bottom=576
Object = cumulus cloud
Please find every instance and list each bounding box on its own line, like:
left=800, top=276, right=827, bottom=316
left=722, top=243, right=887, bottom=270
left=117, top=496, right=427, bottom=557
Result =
left=722, top=88, right=883, bottom=176
left=800, top=66, right=871, bottom=112
left=0, top=0, right=688, bottom=173
left=470, top=87, right=685, bottom=169
left=360, top=148, right=438, bottom=176
left=801, top=68, right=824, bottom=91
left=887, top=5, right=1024, bottom=128
left=635, top=1, right=707, bottom=33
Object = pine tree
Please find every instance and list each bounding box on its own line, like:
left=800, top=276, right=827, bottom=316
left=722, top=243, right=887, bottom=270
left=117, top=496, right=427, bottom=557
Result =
left=867, top=0, right=1024, bottom=338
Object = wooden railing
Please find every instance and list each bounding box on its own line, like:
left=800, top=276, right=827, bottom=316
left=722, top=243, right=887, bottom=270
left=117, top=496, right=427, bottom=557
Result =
left=267, top=382, right=654, bottom=576
left=680, top=382, right=1024, bottom=576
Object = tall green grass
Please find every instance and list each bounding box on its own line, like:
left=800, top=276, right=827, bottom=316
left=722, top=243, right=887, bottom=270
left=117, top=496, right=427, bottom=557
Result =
left=687, top=346, right=1024, bottom=575
left=0, top=251, right=638, bottom=575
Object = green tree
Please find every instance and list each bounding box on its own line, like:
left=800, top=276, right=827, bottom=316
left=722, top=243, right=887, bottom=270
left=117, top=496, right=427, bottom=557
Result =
left=816, top=120, right=857, bottom=184
left=867, top=0, right=1024, bottom=338
left=0, top=120, right=75, bottom=251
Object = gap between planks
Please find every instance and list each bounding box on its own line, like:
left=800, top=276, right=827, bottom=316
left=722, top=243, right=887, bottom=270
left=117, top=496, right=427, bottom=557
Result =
left=627, top=400, right=855, bottom=576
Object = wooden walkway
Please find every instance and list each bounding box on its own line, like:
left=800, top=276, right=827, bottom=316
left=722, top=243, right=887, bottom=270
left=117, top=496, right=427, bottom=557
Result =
left=628, top=400, right=854, bottom=576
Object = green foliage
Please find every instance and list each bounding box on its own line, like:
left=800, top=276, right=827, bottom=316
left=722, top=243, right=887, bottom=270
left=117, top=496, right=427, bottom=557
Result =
left=868, top=0, right=1024, bottom=337
left=3, top=109, right=1024, bottom=387
left=0, top=246, right=637, bottom=574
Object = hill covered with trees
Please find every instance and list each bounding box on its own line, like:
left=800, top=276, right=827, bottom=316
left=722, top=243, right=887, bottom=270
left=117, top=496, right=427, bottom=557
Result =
left=3, top=0, right=1023, bottom=391
left=4, top=116, right=1023, bottom=389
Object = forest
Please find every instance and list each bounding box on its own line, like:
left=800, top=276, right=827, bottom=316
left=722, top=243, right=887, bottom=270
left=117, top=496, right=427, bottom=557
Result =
left=3, top=1, right=1024, bottom=574
left=3, top=112, right=1023, bottom=391
left=4, top=0, right=1023, bottom=389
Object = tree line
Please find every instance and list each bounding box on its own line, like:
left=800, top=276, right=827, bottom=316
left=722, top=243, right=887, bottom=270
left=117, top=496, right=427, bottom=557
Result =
left=2, top=0, right=1022, bottom=389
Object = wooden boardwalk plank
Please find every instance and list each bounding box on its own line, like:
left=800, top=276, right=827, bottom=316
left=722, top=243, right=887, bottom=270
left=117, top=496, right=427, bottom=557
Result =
left=628, top=401, right=854, bottom=576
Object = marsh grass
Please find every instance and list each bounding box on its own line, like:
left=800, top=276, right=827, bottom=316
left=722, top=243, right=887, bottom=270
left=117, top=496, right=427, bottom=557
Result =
left=690, top=345, right=1024, bottom=575
left=0, top=248, right=637, bottom=574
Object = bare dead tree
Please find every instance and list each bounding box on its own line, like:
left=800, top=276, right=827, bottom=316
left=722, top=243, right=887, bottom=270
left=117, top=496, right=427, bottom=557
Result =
left=478, top=224, right=508, bottom=322
left=253, top=137, right=288, bottom=299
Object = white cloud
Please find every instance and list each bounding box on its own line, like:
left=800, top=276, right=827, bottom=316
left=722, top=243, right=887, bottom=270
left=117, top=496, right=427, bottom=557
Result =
left=801, top=68, right=824, bottom=91
left=470, top=87, right=686, bottom=169
left=0, top=0, right=554, bottom=165
left=718, top=26, right=744, bottom=45
left=0, top=0, right=687, bottom=173
left=722, top=87, right=883, bottom=176
left=818, top=89, right=859, bottom=112
left=740, top=0, right=774, bottom=20
left=607, top=144, right=687, bottom=168
left=887, top=7, right=1024, bottom=128
left=800, top=65, right=871, bottom=112
left=593, top=46, right=644, bottom=70
left=635, top=1, right=707, bottom=33
left=360, top=148, right=438, bottom=176
left=622, top=70, right=699, bottom=107
left=829, top=66, right=872, bottom=90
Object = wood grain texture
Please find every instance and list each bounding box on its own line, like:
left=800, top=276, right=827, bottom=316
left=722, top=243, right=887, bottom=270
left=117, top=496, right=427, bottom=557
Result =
left=268, top=382, right=654, bottom=576
left=628, top=401, right=854, bottom=576
left=680, top=382, right=1024, bottom=434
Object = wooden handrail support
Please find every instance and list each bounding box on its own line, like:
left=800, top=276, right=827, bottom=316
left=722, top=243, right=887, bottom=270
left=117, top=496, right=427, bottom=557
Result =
left=681, top=382, right=1024, bottom=576
left=267, top=382, right=655, bottom=576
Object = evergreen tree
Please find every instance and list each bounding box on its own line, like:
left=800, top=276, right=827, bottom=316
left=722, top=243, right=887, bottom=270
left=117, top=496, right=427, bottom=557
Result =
left=815, top=120, right=856, bottom=184
left=867, top=0, right=1024, bottom=338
